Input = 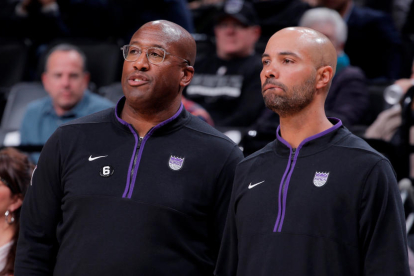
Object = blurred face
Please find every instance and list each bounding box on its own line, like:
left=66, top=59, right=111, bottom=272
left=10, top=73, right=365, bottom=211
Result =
left=121, top=24, right=190, bottom=112
left=214, top=17, right=259, bottom=59
left=260, top=30, right=318, bottom=117
left=308, top=23, right=341, bottom=53
left=42, top=50, right=89, bottom=116
left=0, top=179, right=14, bottom=219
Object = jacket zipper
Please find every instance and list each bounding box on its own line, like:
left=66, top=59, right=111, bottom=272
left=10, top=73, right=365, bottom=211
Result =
left=127, top=137, right=143, bottom=195
left=273, top=148, right=297, bottom=232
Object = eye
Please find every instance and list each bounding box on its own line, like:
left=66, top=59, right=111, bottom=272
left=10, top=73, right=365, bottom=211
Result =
left=128, top=47, right=140, bottom=55
left=262, top=59, right=270, bottom=66
left=282, top=58, right=293, bottom=64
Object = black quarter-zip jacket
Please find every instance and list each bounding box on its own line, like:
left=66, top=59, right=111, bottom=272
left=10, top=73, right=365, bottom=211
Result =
left=15, top=97, right=244, bottom=276
left=215, top=118, right=410, bottom=276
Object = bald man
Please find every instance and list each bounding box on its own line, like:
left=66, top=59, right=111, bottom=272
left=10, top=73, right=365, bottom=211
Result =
left=15, top=20, right=243, bottom=276
left=214, top=27, right=409, bottom=276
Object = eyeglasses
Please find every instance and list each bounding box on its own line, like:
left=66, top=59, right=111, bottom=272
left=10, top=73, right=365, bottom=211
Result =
left=121, top=45, right=190, bottom=65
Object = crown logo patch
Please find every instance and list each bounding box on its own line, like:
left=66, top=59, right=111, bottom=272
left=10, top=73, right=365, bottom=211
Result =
left=169, top=156, right=185, bottom=171
left=313, top=172, right=329, bottom=187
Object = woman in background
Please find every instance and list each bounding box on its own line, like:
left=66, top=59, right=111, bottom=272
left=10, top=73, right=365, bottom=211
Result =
left=0, top=148, right=34, bottom=275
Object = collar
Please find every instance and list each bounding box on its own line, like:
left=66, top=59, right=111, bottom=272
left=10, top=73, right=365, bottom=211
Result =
left=43, top=90, right=91, bottom=118
left=274, top=118, right=347, bottom=157
left=113, top=96, right=190, bottom=136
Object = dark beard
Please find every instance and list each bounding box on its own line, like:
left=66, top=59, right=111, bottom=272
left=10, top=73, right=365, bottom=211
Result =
left=263, top=76, right=316, bottom=118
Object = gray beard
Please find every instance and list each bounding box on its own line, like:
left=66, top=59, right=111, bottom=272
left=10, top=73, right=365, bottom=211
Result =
left=263, top=77, right=316, bottom=118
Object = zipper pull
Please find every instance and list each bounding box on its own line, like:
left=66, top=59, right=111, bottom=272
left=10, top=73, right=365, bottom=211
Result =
left=291, top=148, right=296, bottom=160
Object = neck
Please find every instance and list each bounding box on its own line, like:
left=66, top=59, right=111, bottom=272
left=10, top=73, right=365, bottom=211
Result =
left=0, top=220, right=15, bottom=247
left=278, top=105, right=333, bottom=148
left=121, top=100, right=181, bottom=137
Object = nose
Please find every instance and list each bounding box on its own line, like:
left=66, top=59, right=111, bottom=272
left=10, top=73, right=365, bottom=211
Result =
left=262, top=62, right=279, bottom=80
left=61, top=74, right=70, bottom=87
left=132, top=51, right=150, bottom=71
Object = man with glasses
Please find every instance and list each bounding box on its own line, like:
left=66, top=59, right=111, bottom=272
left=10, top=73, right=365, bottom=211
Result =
left=184, top=1, right=264, bottom=128
left=15, top=20, right=243, bottom=276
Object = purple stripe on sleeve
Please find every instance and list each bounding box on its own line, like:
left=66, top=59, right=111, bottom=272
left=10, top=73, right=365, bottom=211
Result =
left=126, top=103, right=184, bottom=198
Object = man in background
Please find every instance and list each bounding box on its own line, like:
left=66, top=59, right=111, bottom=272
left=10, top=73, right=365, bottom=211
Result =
left=19, top=44, right=114, bottom=162
left=299, top=7, right=369, bottom=126
left=184, top=1, right=264, bottom=127
left=317, top=0, right=401, bottom=81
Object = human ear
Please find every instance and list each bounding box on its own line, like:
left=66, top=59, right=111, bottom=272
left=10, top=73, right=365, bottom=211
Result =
left=315, top=66, right=334, bottom=90
left=8, top=194, right=23, bottom=213
left=180, top=65, right=195, bottom=87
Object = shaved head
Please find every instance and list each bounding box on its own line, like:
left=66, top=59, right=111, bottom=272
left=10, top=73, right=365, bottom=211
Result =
left=137, top=20, right=196, bottom=66
left=260, top=27, right=337, bottom=117
left=273, top=27, right=337, bottom=74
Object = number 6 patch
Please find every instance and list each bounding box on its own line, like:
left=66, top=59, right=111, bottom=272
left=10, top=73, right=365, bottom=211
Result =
left=100, top=165, right=114, bottom=177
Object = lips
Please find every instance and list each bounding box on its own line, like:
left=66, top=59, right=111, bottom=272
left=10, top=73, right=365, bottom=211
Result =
left=262, top=84, right=284, bottom=93
left=127, top=73, right=149, bottom=87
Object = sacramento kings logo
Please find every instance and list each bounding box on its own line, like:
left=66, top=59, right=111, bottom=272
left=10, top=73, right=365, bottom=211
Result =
left=168, top=156, right=185, bottom=171
left=313, top=172, right=329, bottom=187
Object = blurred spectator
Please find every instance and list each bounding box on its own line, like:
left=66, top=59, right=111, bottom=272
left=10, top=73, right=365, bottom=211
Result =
left=0, top=147, right=34, bottom=276
left=182, top=96, right=215, bottom=126
left=317, top=0, right=402, bottom=81
left=365, top=60, right=414, bottom=177
left=253, top=0, right=311, bottom=47
left=19, top=44, right=114, bottom=163
left=364, top=0, right=412, bottom=31
left=184, top=1, right=264, bottom=127
left=0, top=0, right=68, bottom=42
left=300, top=7, right=369, bottom=126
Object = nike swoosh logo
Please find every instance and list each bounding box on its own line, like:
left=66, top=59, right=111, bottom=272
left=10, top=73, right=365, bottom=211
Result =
left=248, top=181, right=265, bottom=189
left=88, top=155, right=108, bottom=161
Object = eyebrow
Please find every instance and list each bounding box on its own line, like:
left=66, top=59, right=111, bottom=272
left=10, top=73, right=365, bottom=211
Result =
left=129, top=41, right=166, bottom=49
left=262, top=51, right=300, bottom=59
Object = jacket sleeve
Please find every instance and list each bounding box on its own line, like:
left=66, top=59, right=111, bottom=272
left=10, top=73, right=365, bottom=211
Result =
left=15, top=129, right=64, bottom=275
left=214, top=163, right=243, bottom=276
left=359, top=159, right=410, bottom=275
left=211, top=145, right=243, bottom=262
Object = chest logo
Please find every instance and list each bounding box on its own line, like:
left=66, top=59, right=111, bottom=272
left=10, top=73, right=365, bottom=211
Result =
left=169, top=156, right=185, bottom=171
left=89, top=155, right=108, bottom=161
left=248, top=181, right=265, bottom=189
left=313, top=172, right=329, bottom=187
left=100, top=165, right=114, bottom=177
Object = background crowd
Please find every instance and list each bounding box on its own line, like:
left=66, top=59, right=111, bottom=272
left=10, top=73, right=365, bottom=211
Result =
left=1, top=0, right=414, bottom=274
left=0, top=0, right=413, bottom=176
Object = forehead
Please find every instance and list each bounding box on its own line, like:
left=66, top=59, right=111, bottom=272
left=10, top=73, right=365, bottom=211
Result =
left=130, top=23, right=183, bottom=50
left=264, top=30, right=319, bottom=62
left=47, top=51, right=83, bottom=71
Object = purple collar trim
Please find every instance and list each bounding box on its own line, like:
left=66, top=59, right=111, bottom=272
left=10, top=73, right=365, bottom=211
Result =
left=120, top=99, right=184, bottom=199
left=276, top=118, right=342, bottom=151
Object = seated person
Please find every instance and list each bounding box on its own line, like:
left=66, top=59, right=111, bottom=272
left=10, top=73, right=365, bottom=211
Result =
left=20, top=44, right=114, bottom=163
left=316, top=0, right=402, bottom=81
left=0, top=147, right=34, bottom=275
left=299, top=7, right=369, bottom=127
left=184, top=1, right=264, bottom=127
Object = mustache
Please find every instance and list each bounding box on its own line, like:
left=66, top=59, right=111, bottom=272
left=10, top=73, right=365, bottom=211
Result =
left=262, top=79, right=288, bottom=92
